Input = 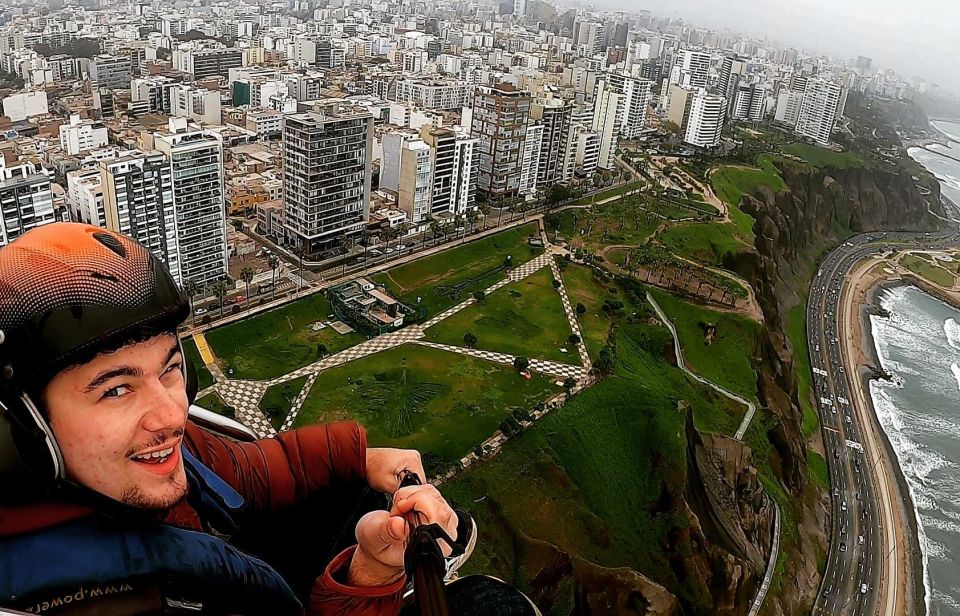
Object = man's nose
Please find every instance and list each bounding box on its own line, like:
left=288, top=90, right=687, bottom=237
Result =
left=140, top=380, right=187, bottom=432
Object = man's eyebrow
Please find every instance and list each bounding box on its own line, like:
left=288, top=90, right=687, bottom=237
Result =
left=83, top=342, right=181, bottom=393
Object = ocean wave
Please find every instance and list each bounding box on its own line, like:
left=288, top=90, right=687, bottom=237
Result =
left=945, top=319, right=960, bottom=351
left=932, top=589, right=960, bottom=616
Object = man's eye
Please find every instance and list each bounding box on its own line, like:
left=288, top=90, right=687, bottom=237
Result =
left=103, top=385, right=131, bottom=399
left=164, top=362, right=183, bottom=376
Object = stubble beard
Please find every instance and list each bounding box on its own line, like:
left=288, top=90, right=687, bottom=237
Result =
left=120, top=469, right=188, bottom=510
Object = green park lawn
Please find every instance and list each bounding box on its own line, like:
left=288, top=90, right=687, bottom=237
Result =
left=901, top=254, right=956, bottom=288
left=657, top=220, right=746, bottom=266
left=443, top=324, right=744, bottom=611
left=425, top=267, right=576, bottom=364
left=292, top=344, right=559, bottom=464
left=710, top=158, right=786, bottom=208
left=182, top=336, right=214, bottom=390
left=204, top=293, right=365, bottom=380
left=260, top=375, right=310, bottom=431
left=781, top=143, right=865, bottom=170
left=195, top=391, right=232, bottom=418
left=648, top=288, right=760, bottom=402
left=372, top=223, right=542, bottom=320
left=573, top=181, right=643, bottom=205
left=560, top=263, right=640, bottom=360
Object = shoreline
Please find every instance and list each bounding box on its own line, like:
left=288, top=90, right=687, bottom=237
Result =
left=858, top=279, right=933, bottom=616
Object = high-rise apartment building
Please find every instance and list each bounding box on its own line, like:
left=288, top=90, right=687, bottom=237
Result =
left=795, top=78, right=843, bottom=146
left=420, top=126, right=478, bottom=219
left=666, top=85, right=695, bottom=130
left=532, top=97, right=573, bottom=186
left=59, top=115, right=109, bottom=156
left=153, top=120, right=227, bottom=286
left=170, top=84, right=222, bottom=126
left=676, top=49, right=710, bottom=89
left=683, top=92, right=725, bottom=148
left=774, top=90, right=804, bottom=126
left=719, top=56, right=748, bottom=102
left=0, top=158, right=56, bottom=246
left=591, top=80, right=623, bottom=170
left=88, top=55, right=132, bottom=89
left=471, top=83, right=531, bottom=199
left=99, top=151, right=181, bottom=283
left=282, top=107, right=373, bottom=254
left=519, top=123, right=543, bottom=195
left=398, top=140, right=433, bottom=225
left=602, top=72, right=654, bottom=138
left=173, top=47, right=243, bottom=80
left=731, top=82, right=765, bottom=122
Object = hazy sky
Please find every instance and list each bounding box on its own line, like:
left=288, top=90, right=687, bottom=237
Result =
left=612, top=0, right=960, bottom=94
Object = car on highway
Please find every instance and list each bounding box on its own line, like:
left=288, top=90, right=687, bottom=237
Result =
left=839, top=542, right=847, bottom=552
left=841, top=501, right=848, bottom=512
left=860, top=583, right=868, bottom=594
left=858, top=535, right=864, bottom=545
left=195, top=308, right=207, bottom=315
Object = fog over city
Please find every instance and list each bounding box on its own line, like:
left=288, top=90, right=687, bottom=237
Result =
left=612, top=0, right=960, bottom=94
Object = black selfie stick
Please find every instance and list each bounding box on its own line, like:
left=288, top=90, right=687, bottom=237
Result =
left=399, top=471, right=452, bottom=616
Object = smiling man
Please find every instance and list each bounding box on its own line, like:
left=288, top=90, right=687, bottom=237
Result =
left=0, top=223, right=464, bottom=615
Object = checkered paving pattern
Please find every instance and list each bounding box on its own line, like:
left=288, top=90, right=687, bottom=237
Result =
left=507, top=253, right=553, bottom=281
left=549, top=258, right=592, bottom=371
left=216, top=379, right=274, bottom=437
left=280, top=372, right=318, bottom=432
left=421, top=300, right=477, bottom=329
left=415, top=340, right=586, bottom=380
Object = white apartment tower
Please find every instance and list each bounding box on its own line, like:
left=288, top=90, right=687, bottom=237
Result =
left=519, top=123, right=543, bottom=195
left=676, top=49, right=710, bottom=90
left=684, top=92, right=725, bottom=148
left=282, top=108, right=373, bottom=254
left=602, top=72, right=654, bottom=138
left=0, top=158, right=55, bottom=246
left=153, top=120, right=227, bottom=287
left=795, top=78, right=843, bottom=146
left=398, top=140, right=433, bottom=224
left=99, top=151, right=182, bottom=284
left=420, top=126, right=478, bottom=219
left=731, top=83, right=765, bottom=122
left=774, top=90, right=804, bottom=126
left=591, top=80, right=623, bottom=170
left=59, top=115, right=109, bottom=156
left=532, top=98, right=573, bottom=185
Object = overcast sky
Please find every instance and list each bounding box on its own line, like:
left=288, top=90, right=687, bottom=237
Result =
left=610, top=0, right=960, bottom=94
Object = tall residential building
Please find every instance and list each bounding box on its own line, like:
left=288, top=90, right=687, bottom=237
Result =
left=519, top=123, right=543, bottom=195
left=603, top=72, right=654, bottom=138
left=719, top=55, right=748, bottom=102
left=59, top=115, right=109, bottom=156
left=99, top=151, right=180, bottom=283
left=573, top=125, right=600, bottom=177
left=470, top=84, right=531, bottom=199
left=420, top=126, right=478, bottom=219
left=575, top=21, right=606, bottom=56
left=774, top=90, right=804, bottom=126
left=666, top=85, right=695, bottom=130
left=88, top=55, right=132, bottom=89
left=795, top=78, right=843, bottom=146
left=66, top=167, right=104, bottom=226
left=282, top=107, right=373, bottom=254
left=170, top=84, right=222, bottom=126
left=173, top=47, right=243, bottom=80
left=398, top=140, right=433, bottom=224
left=683, top=92, right=725, bottom=148
left=0, top=157, right=56, bottom=246
left=591, top=80, right=623, bottom=170
left=153, top=119, right=227, bottom=286
left=532, top=97, right=573, bottom=185
left=676, top=49, right=710, bottom=89
left=730, top=82, right=765, bottom=122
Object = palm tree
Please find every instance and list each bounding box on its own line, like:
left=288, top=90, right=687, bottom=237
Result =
left=183, top=279, right=200, bottom=325
left=360, top=229, right=372, bottom=270
left=240, top=266, right=254, bottom=312
left=429, top=219, right=443, bottom=247
left=339, top=236, right=354, bottom=276
left=268, top=255, right=279, bottom=301
left=466, top=209, right=479, bottom=235
left=212, top=279, right=229, bottom=319
left=395, top=223, right=411, bottom=251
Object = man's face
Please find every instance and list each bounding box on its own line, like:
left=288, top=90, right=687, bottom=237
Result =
left=44, top=333, right=189, bottom=509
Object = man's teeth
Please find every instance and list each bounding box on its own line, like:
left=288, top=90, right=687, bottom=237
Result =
left=133, top=447, right=174, bottom=461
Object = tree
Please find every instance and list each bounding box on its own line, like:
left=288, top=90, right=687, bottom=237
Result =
left=563, top=376, right=577, bottom=395
left=546, top=184, right=575, bottom=205
left=183, top=279, right=200, bottom=325
left=268, top=255, right=280, bottom=301
left=568, top=334, right=581, bottom=345
left=466, top=209, right=480, bottom=235
left=512, top=408, right=531, bottom=423
left=339, top=236, right=354, bottom=276
left=316, top=343, right=328, bottom=358
left=211, top=280, right=229, bottom=318
left=498, top=416, right=522, bottom=437
left=472, top=290, right=485, bottom=302
left=576, top=302, right=587, bottom=315
left=513, top=356, right=530, bottom=373
left=240, top=266, right=254, bottom=312
left=429, top=219, right=443, bottom=247
left=551, top=277, right=561, bottom=289
left=463, top=332, right=478, bottom=348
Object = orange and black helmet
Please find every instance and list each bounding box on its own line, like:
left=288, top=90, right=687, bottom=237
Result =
left=0, top=223, right=189, bottom=487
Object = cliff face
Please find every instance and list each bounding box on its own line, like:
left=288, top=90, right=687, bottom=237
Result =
left=723, top=164, right=943, bottom=614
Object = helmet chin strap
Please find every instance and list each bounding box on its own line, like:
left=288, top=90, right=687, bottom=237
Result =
left=18, top=391, right=65, bottom=481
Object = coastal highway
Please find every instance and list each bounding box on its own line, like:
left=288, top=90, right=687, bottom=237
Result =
left=809, top=217, right=960, bottom=615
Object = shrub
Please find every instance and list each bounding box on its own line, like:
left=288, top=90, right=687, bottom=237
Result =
left=568, top=334, right=581, bottom=345
left=463, top=332, right=478, bottom=348
left=513, top=356, right=530, bottom=372
left=551, top=278, right=561, bottom=289
left=576, top=302, right=587, bottom=315
left=473, top=290, right=486, bottom=302
left=316, top=343, right=328, bottom=358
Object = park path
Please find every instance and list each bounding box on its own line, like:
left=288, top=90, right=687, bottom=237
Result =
left=201, top=246, right=588, bottom=437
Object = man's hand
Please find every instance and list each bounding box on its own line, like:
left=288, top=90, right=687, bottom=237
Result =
left=347, top=484, right=459, bottom=587
left=365, top=447, right=426, bottom=494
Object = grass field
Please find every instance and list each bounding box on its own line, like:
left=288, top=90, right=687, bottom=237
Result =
left=293, top=344, right=558, bottom=464
left=573, top=181, right=643, bottom=205
left=901, top=254, right=956, bottom=288
left=371, top=223, right=542, bottom=320
left=808, top=450, right=829, bottom=489
left=711, top=158, right=786, bottom=209
left=560, top=263, right=639, bottom=360
left=649, top=288, right=760, bottom=403
left=442, top=324, right=744, bottom=612
left=781, top=143, right=865, bottom=170
left=195, top=390, right=232, bottom=417
left=425, top=267, right=576, bottom=363
left=182, top=337, right=214, bottom=390
left=785, top=304, right=819, bottom=438
left=204, top=293, right=365, bottom=380
left=260, top=375, right=309, bottom=431
left=657, top=221, right=746, bottom=266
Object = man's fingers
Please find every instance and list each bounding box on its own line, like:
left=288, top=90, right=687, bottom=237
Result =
left=355, top=510, right=409, bottom=567
left=390, top=485, right=458, bottom=548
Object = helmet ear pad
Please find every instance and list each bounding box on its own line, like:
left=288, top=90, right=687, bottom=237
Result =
left=0, top=390, right=65, bottom=490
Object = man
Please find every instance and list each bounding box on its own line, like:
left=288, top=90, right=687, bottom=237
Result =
left=0, top=223, right=462, bottom=615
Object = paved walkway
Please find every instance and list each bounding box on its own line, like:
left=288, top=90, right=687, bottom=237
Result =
left=198, top=244, right=588, bottom=438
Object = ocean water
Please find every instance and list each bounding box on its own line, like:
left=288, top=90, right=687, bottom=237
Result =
left=868, top=120, right=960, bottom=614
